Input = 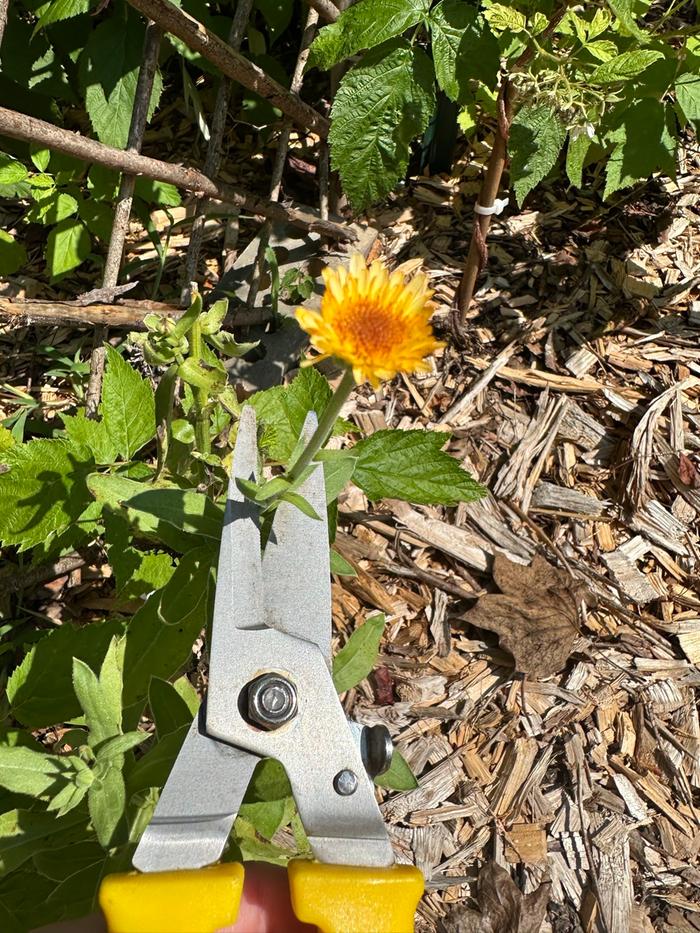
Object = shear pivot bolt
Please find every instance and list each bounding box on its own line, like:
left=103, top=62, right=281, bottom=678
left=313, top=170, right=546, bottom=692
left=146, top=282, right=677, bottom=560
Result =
left=333, top=769, right=358, bottom=796
left=247, top=674, right=297, bottom=729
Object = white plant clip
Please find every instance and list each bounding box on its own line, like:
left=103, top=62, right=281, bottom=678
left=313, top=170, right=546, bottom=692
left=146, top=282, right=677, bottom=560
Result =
left=474, top=197, right=509, bottom=217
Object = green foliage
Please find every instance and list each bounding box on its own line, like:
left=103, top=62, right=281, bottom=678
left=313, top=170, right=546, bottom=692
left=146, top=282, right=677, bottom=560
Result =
left=352, top=429, right=485, bottom=505
left=311, top=0, right=698, bottom=209
left=332, top=614, right=387, bottom=694
left=101, top=346, right=155, bottom=460
left=329, top=39, right=435, bottom=209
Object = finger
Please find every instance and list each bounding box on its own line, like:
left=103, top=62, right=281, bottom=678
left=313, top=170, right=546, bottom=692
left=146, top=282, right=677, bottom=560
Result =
left=218, top=862, right=315, bottom=933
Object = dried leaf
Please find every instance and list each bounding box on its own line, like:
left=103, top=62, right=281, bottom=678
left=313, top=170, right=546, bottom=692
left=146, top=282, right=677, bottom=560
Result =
left=678, top=453, right=700, bottom=489
left=372, top=665, right=395, bottom=705
left=463, top=553, right=582, bottom=679
left=443, top=863, right=550, bottom=933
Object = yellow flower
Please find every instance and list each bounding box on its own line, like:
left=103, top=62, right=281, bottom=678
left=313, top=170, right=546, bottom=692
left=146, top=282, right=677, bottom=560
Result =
left=295, top=254, right=445, bottom=387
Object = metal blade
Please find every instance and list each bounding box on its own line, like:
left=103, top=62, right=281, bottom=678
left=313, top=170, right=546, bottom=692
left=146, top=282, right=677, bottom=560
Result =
left=207, top=406, right=264, bottom=730
left=261, top=412, right=332, bottom=664
left=133, top=712, right=259, bottom=873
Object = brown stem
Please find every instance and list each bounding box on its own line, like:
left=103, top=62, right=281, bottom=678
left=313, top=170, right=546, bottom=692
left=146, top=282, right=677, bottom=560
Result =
left=454, top=6, right=567, bottom=334
left=124, top=0, right=329, bottom=136
left=0, top=0, right=9, bottom=46
left=86, top=22, right=162, bottom=418
left=0, top=297, right=278, bottom=329
left=0, top=107, right=356, bottom=242
left=182, top=0, right=254, bottom=305
left=306, top=0, right=339, bottom=22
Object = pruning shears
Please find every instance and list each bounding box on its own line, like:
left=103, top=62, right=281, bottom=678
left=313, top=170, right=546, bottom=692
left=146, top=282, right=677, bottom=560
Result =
left=99, top=406, right=423, bottom=933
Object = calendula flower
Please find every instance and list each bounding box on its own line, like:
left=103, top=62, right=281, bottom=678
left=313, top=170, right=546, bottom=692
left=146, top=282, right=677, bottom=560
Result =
left=295, top=254, right=444, bottom=388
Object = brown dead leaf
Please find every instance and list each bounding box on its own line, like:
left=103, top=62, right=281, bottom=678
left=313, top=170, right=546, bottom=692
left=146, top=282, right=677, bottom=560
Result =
left=463, top=553, right=582, bottom=679
left=443, top=863, right=550, bottom=933
left=678, top=453, right=700, bottom=489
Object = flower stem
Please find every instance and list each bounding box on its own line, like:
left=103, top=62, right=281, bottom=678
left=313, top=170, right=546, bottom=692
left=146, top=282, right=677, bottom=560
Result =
left=288, top=367, right=355, bottom=481
left=189, top=317, right=211, bottom=456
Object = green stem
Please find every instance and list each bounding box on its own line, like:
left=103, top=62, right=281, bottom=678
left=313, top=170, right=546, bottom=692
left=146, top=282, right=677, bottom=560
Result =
left=288, top=368, right=355, bottom=481
left=189, top=317, right=211, bottom=456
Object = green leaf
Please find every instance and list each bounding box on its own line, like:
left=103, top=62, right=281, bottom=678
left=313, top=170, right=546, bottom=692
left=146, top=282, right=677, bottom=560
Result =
left=332, top=614, right=386, bottom=694
left=122, top=546, right=215, bottom=725
left=177, top=357, right=225, bottom=393
left=676, top=72, right=700, bottom=132
left=586, top=39, right=618, bottom=62
left=126, top=724, right=188, bottom=797
left=88, top=761, right=125, bottom=847
left=315, top=449, right=358, bottom=503
left=429, top=0, right=499, bottom=100
left=102, top=345, right=156, bottom=459
left=483, top=3, right=526, bottom=33
left=352, top=429, right=485, bottom=505
left=603, top=99, right=676, bottom=198
left=173, top=676, right=200, bottom=716
left=0, top=230, right=27, bottom=277
left=509, top=105, right=567, bottom=206
left=72, top=636, right=124, bottom=748
left=77, top=196, right=114, bottom=243
left=250, top=366, right=334, bottom=464
left=36, top=0, right=90, bottom=29
left=330, top=39, right=436, bottom=210
left=605, top=0, right=646, bottom=40
left=0, top=153, right=28, bottom=186
left=0, top=809, right=87, bottom=879
left=26, top=189, right=78, bottom=225
left=309, top=0, right=429, bottom=71
left=566, top=129, right=592, bottom=188
left=96, top=731, right=148, bottom=761
left=133, top=177, right=181, bottom=207
left=0, top=439, right=93, bottom=550
left=205, top=331, right=259, bottom=358
left=589, top=49, right=663, bottom=83
left=46, top=218, right=90, bottom=277
left=8, top=618, right=125, bottom=728
left=124, top=489, right=223, bottom=540
left=0, top=747, right=82, bottom=798
left=238, top=797, right=295, bottom=840
left=374, top=749, right=418, bottom=790
left=88, top=474, right=200, bottom=553
left=82, top=13, right=163, bottom=148
left=148, top=678, right=193, bottom=739
left=330, top=549, right=357, bottom=577
left=62, top=411, right=118, bottom=464
left=33, top=840, right=104, bottom=883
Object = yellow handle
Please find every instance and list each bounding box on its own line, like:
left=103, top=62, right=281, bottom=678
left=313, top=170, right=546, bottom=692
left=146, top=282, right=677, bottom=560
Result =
left=99, top=863, right=244, bottom=933
left=288, top=861, right=424, bottom=933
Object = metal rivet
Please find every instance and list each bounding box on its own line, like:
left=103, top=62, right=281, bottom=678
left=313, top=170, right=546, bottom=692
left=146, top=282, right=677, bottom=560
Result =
left=247, top=674, right=297, bottom=730
left=333, top=769, right=358, bottom=796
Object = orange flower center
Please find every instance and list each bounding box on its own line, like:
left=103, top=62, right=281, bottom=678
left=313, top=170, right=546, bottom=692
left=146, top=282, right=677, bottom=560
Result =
left=333, top=299, right=404, bottom=360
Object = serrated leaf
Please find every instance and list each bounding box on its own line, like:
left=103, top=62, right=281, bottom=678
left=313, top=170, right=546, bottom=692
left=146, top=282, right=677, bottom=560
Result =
left=26, top=190, right=78, bottom=225
left=8, top=618, right=125, bottom=728
left=148, top=678, right=193, bottom=739
left=309, top=0, right=429, bottom=71
left=605, top=0, right=646, bottom=40
left=0, top=230, right=27, bottom=276
left=374, top=749, right=418, bottom=789
left=566, top=129, right=592, bottom=188
left=509, top=105, right=567, bottom=206
left=0, top=439, right=93, bottom=550
left=333, top=614, right=386, bottom=693
left=586, top=39, right=618, bottom=62
left=330, top=39, right=436, bottom=209
left=82, top=13, right=163, bottom=148
left=589, top=8, right=612, bottom=38
left=250, top=366, right=333, bottom=463
left=589, top=49, right=663, bottom=83
left=46, top=218, right=90, bottom=277
left=352, top=429, right=485, bottom=504
left=483, top=3, right=525, bottom=33
left=62, top=411, right=117, bottom=464
left=430, top=0, right=499, bottom=100
left=102, top=345, right=155, bottom=460
left=0, top=153, right=28, bottom=185
left=603, top=99, right=676, bottom=199
left=36, top=0, right=90, bottom=29
left=676, top=72, right=700, bottom=132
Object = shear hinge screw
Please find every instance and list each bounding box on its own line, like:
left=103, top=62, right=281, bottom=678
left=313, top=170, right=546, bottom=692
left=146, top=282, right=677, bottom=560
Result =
left=247, top=674, right=298, bottom=730
left=333, top=769, right=358, bottom=796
